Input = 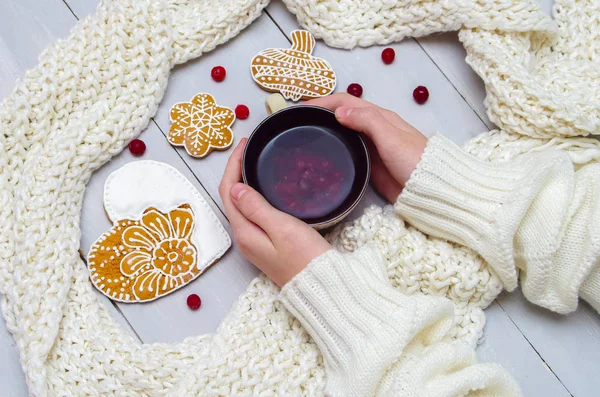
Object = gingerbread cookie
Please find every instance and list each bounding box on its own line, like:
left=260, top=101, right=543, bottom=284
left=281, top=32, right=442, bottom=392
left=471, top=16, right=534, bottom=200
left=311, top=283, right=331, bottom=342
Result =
left=251, top=30, right=337, bottom=101
left=169, top=93, right=235, bottom=158
left=87, top=161, right=231, bottom=302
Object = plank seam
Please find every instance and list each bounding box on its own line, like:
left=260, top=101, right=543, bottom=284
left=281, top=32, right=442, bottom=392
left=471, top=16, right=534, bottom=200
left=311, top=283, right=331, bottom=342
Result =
left=495, top=298, right=574, bottom=397
left=264, top=9, right=293, bottom=45
left=412, top=38, right=491, bottom=130
left=150, top=118, right=229, bottom=220
left=61, top=0, right=77, bottom=19
left=78, top=250, right=144, bottom=343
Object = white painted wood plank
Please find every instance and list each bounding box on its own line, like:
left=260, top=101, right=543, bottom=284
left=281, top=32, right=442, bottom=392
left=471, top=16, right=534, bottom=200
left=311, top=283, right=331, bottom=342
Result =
left=265, top=1, right=575, bottom=394
left=0, top=0, right=73, bottom=98
left=479, top=302, right=570, bottom=397
left=0, top=319, right=28, bottom=396
left=498, top=291, right=600, bottom=397
left=264, top=2, right=487, bottom=144
left=415, top=33, right=493, bottom=129
left=61, top=0, right=97, bottom=18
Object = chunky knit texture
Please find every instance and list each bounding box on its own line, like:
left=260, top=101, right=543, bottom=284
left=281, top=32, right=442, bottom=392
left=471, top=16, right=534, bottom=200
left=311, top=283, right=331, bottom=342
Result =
left=2, top=0, right=600, bottom=395
left=397, top=135, right=600, bottom=313
left=281, top=245, right=521, bottom=396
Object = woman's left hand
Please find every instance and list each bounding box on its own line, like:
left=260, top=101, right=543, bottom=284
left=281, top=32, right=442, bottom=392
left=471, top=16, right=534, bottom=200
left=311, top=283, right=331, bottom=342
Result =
left=218, top=139, right=331, bottom=287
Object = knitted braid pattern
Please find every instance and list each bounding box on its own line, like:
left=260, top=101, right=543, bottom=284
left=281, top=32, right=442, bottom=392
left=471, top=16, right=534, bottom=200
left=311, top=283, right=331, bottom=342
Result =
left=326, top=206, right=502, bottom=346
left=3, top=0, right=600, bottom=395
left=0, top=0, right=307, bottom=395
left=460, top=0, right=600, bottom=138
left=281, top=0, right=553, bottom=49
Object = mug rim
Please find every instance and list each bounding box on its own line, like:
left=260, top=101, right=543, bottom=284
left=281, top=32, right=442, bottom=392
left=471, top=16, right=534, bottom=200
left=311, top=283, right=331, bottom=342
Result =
left=242, top=105, right=370, bottom=229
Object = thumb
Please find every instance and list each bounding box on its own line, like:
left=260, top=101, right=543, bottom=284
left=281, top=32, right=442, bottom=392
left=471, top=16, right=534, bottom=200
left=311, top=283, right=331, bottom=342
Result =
left=230, top=183, right=288, bottom=234
left=335, top=106, right=395, bottom=146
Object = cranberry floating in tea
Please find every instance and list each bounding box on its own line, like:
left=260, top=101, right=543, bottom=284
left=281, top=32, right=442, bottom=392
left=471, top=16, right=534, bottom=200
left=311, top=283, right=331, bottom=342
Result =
left=243, top=105, right=370, bottom=229
left=256, top=126, right=355, bottom=219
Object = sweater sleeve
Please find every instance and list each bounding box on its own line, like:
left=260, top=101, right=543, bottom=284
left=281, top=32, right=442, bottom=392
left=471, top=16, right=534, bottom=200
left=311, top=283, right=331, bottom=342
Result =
left=279, top=245, right=521, bottom=397
left=396, top=134, right=600, bottom=314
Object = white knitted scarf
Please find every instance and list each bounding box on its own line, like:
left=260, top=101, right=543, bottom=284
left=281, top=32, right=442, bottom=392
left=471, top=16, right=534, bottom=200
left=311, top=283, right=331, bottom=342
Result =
left=1, top=0, right=599, bottom=395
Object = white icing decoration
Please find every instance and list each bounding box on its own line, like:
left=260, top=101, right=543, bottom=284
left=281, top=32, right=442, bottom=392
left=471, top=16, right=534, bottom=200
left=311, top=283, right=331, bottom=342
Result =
left=249, top=30, right=337, bottom=102
left=103, top=160, right=231, bottom=279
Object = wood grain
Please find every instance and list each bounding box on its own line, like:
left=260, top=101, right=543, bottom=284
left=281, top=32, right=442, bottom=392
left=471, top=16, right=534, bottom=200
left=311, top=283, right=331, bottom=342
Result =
left=1, top=0, right=596, bottom=396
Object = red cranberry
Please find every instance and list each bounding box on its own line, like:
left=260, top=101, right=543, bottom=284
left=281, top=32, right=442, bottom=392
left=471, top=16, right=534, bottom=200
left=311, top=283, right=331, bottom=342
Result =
left=413, top=85, right=429, bottom=104
left=301, top=168, right=316, bottom=181
left=187, top=294, right=201, bottom=310
left=315, top=175, right=329, bottom=188
left=299, top=179, right=313, bottom=194
left=294, top=159, right=307, bottom=170
left=211, top=66, right=226, bottom=82
left=128, top=139, right=146, bottom=156
left=347, top=83, right=363, bottom=98
left=381, top=48, right=395, bottom=64
left=320, top=160, right=332, bottom=171
left=235, top=104, right=249, bottom=120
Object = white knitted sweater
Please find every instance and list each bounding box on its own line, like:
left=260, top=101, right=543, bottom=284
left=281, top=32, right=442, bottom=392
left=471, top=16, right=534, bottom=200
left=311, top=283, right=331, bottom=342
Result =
left=2, top=0, right=600, bottom=395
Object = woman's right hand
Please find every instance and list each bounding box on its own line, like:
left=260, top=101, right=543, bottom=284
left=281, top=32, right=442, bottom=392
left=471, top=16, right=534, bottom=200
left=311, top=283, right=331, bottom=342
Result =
left=307, top=93, right=428, bottom=203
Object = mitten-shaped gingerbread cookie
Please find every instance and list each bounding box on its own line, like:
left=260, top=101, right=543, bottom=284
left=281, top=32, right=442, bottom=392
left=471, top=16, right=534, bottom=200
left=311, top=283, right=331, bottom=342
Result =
left=87, top=161, right=231, bottom=302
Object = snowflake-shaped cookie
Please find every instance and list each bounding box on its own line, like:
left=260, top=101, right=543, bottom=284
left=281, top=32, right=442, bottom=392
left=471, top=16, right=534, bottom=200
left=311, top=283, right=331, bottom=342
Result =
left=168, top=93, right=235, bottom=158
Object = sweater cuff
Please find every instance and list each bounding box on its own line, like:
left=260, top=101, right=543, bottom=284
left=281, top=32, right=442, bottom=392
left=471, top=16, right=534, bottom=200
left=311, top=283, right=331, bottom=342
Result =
left=280, top=244, right=454, bottom=397
left=395, top=134, right=532, bottom=290
left=396, top=133, right=581, bottom=310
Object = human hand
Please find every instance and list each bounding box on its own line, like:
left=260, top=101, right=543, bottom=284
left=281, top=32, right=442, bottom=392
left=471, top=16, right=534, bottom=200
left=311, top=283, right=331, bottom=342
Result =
left=308, top=93, right=428, bottom=202
left=219, top=139, right=331, bottom=287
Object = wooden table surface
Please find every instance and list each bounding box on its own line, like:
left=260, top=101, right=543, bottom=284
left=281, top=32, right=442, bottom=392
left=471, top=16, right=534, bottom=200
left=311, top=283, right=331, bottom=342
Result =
left=1, top=1, right=597, bottom=396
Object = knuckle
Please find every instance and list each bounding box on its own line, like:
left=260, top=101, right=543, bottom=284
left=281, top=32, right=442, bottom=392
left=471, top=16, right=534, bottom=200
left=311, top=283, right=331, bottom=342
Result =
left=359, top=107, right=379, bottom=119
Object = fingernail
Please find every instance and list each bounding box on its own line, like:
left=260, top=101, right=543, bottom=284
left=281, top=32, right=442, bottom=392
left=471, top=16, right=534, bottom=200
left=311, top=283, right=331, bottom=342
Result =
left=335, top=107, right=352, bottom=119
left=231, top=183, right=248, bottom=200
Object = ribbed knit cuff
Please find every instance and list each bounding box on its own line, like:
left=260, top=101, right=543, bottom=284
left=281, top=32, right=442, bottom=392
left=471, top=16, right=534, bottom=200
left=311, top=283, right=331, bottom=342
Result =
left=395, top=134, right=531, bottom=290
left=280, top=244, right=454, bottom=397
left=395, top=132, right=591, bottom=316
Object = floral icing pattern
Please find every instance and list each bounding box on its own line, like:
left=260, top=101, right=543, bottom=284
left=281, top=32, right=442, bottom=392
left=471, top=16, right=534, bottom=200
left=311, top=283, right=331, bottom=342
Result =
left=168, top=93, right=235, bottom=158
left=88, top=204, right=201, bottom=302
